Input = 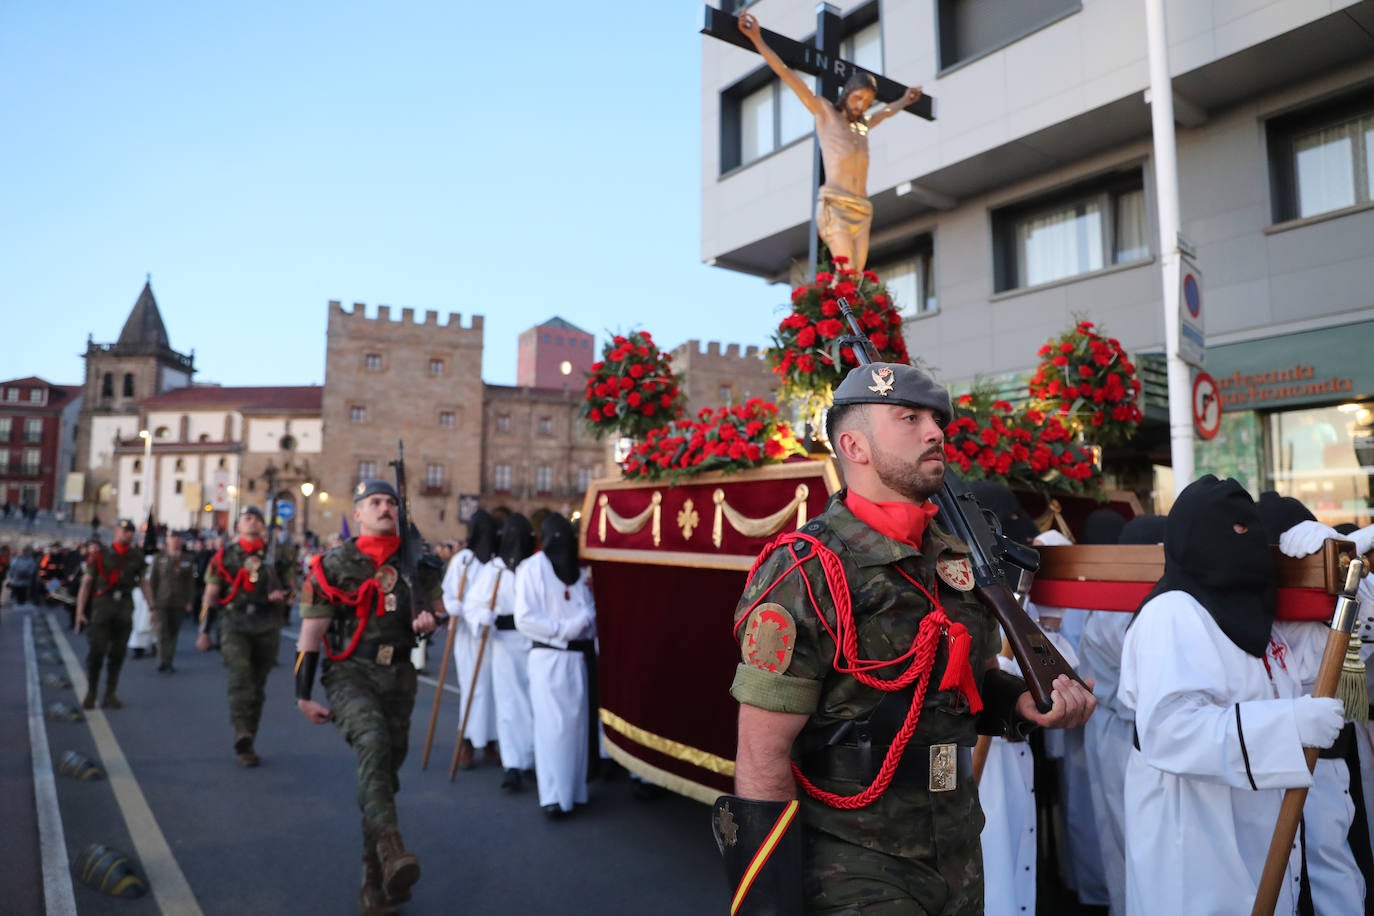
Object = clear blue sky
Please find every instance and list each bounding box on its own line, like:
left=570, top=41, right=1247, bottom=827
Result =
left=0, top=2, right=787, bottom=388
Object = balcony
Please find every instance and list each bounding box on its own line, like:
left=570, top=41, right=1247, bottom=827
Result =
left=421, top=483, right=451, bottom=497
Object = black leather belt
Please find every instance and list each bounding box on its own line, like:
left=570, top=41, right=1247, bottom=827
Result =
left=531, top=639, right=595, bottom=652
left=1319, top=722, right=1355, bottom=760
left=494, top=615, right=516, bottom=631
left=800, top=744, right=973, bottom=791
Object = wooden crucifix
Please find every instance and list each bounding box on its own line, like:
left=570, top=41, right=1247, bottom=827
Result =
left=702, top=5, right=935, bottom=276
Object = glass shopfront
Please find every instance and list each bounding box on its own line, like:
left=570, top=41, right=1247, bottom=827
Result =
left=1197, top=320, right=1374, bottom=526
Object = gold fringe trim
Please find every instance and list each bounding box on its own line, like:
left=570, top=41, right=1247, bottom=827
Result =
left=598, top=491, right=662, bottom=546
left=600, top=708, right=736, bottom=777
left=602, top=740, right=720, bottom=806
left=712, top=484, right=810, bottom=548
left=1340, top=632, right=1369, bottom=723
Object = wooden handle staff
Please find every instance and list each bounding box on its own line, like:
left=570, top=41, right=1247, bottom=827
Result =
left=449, top=570, right=501, bottom=781
left=421, top=561, right=469, bottom=769
left=1251, top=556, right=1366, bottom=916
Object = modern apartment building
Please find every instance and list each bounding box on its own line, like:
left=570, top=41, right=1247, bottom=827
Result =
left=0, top=377, right=81, bottom=513
left=702, top=0, right=1374, bottom=524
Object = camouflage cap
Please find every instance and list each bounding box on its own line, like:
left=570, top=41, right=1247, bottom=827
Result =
left=831, top=362, right=952, bottom=424
left=239, top=505, right=265, bottom=522
left=353, top=478, right=398, bottom=503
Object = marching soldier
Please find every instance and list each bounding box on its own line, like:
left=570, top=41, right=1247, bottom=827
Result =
left=196, top=506, right=296, bottom=767
left=294, top=479, right=443, bottom=914
left=151, top=529, right=197, bottom=672
left=716, top=363, right=1095, bottom=914
left=74, top=518, right=154, bottom=709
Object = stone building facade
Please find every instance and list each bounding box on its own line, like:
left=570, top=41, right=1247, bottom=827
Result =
left=480, top=384, right=606, bottom=523
left=317, top=302, right=485, bottom=543
left=668, top=339, right=779, bottom=417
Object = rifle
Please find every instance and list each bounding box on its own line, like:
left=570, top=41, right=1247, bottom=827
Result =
left=836, top=298, right=1084, bottom=712
left=389, top=441, right=422, bottom=594
left=260, top=468, right=285, bottom=612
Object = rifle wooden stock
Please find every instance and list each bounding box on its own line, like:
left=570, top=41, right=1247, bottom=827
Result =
left=975, top=581, right=1082, bottom=713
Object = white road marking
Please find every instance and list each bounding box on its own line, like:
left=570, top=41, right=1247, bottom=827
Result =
left=24, top=615, right=78, bottom=916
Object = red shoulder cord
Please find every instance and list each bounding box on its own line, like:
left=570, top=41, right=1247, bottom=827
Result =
left=738, top=531, right=982, bottom=810
left=209, top=547, right=259, bottom=606
left=89, top=550, right=121, bottom=597
left=307, top=554, right=386, bottom=662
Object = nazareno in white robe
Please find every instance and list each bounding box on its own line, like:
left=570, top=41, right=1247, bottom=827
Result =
left=1078, top=608, right=1134, bottom=916
left=1120, top=590, right=1311, bottom=916
left=515, top=553, right=596, bottom=812
left=444, top=551, right=497, bottom=748
left=464, top=556, right=534, bottom=772
left=979, top=652, right=1037, bottom=916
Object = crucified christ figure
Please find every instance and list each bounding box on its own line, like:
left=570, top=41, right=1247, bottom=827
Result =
left=739, top=12, right=922, bottom=275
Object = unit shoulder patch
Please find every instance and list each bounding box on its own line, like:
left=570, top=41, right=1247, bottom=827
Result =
left=742, top=602, right=798, bottom=674
left=936, top=556, right=975, bottom=592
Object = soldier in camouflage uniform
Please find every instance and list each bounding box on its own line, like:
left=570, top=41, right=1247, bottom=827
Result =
left=75, top=518, right=154, bottom=709
left=196, top=505, right=297, bottom=767
left=294, top=479, right=443, bottom=915
left=151, top=529, right=198, bottom=672
left=714, top=363, right=1095, bottom=914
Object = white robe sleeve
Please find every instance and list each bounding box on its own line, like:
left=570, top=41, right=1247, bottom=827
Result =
left=514, top=557, right=592, bottom=647
left=441, top=550, right=473, bottom=618
left=461, top=561, right=502, bottom=635
left=1121, top=591, right=1312, bottom=791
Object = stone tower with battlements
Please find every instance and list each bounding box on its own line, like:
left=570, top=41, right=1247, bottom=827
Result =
left=318, top=302, right=484, bottom=543
left=668, top=339, right=779, bottom=418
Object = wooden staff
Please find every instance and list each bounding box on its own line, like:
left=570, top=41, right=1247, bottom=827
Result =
left=420, top=559, right=469, bottom=769
left=1251, top=556, right=1366, bottom=916
left=449, top=570, right=501, bottom=781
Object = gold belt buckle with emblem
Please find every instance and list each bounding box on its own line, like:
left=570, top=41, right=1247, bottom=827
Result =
left=929, top=744, right=957, bottom=792
left=376, top=645, right=394, bottom=665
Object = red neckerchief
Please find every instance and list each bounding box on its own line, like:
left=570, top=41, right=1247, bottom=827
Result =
left=112, top=541, right=131, bottom=557
left=844, top=490, right=939, bottom=550
left=355, top=535, right=400, bottom=568
left=238, top=537, right=264, bottom=553
left=90, top=546, right=123, bottom=596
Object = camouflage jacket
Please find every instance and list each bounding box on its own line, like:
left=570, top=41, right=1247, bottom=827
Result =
left=86, top=544, right=146, bottom=612
left=150, top=552, right=198, bottom=609
left=300, top=539, right=443, bottom=652
left=731, top=490, right=1000, bottom=751
left=205, top=539, right=297, bottom=616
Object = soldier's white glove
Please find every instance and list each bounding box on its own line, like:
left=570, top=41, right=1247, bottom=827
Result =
left=1350, top=523, right=1374, bottom=556
left=1278, top=520, right=1339, bottom=558
left=1293, top=696, right=1345, bottom=748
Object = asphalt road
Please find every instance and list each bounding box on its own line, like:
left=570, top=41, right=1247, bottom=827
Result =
left=7, top=600, right=724, bottom=915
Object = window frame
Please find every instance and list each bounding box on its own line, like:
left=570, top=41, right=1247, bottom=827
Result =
left=493, top=464, right=512, bottom=493
left=991, top=168, right=1149, bottom=293
left=1267, top=88, right=1374, bottom=225
left=935, top=0, right=1081, bottom=75
left=871, top=234, right=938, bottom=320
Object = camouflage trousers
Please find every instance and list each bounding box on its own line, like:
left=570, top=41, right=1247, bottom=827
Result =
left=322, top=655, right=418, bottom=845
left=218, top=611, right=282, bottom=734
left=85, top=604, right=133, bottom=690
left=801, top=778, right=985, bottom=914
left=156, top=604, right=185, bottom=666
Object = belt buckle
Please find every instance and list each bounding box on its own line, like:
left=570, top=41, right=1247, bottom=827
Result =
left=929, top=743, right=957, bottom=792
left=376, top=645, right=394, bottom=666
left=113, top=589, right=123, bottom=601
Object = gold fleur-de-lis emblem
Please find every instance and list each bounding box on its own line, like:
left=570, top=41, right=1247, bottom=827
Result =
left=868, top=367, right=895, bottom=396
left=677, top=499, right=700, bottom=540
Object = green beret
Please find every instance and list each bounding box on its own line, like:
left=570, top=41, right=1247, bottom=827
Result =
left=353, top=478, right=398, bottom=503
left=831, top=362, right=952, bottom=424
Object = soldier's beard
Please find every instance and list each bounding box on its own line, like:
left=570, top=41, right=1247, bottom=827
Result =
left=871, top=443, right=945, bottom=502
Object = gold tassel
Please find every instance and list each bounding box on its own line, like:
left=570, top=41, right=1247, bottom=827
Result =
left=1337, top=632, right=1369, bottom=723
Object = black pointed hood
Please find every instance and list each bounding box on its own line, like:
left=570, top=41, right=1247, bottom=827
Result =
left=1119, top=514, right=1166, bottom=546
left=540, top=513, right=580, bottom=586
left=1082, top=508, right=1126, bottom=546
left=1145, top=476, right=1276, bottom=657
left=498, top=514, right=536, bottom=571
left=1256, top=491, right=1316, bottom=544
left=467, top=510, right=499, bottom=564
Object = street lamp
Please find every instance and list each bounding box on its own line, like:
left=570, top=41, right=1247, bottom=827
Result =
left=300, top=480, right=315, bottom=541
left=138, top=429, right=153, bottom=519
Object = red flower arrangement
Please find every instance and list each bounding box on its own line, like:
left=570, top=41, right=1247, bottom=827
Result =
left=765, top=258, right=911, bottom=418
left=621, top=398, right=805, bottom=482
left=583, top=330, right=686, bottom=440
left=943, top=385, right=1103, bottom=497
left=1028, top=320, right=1143, bottom=447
